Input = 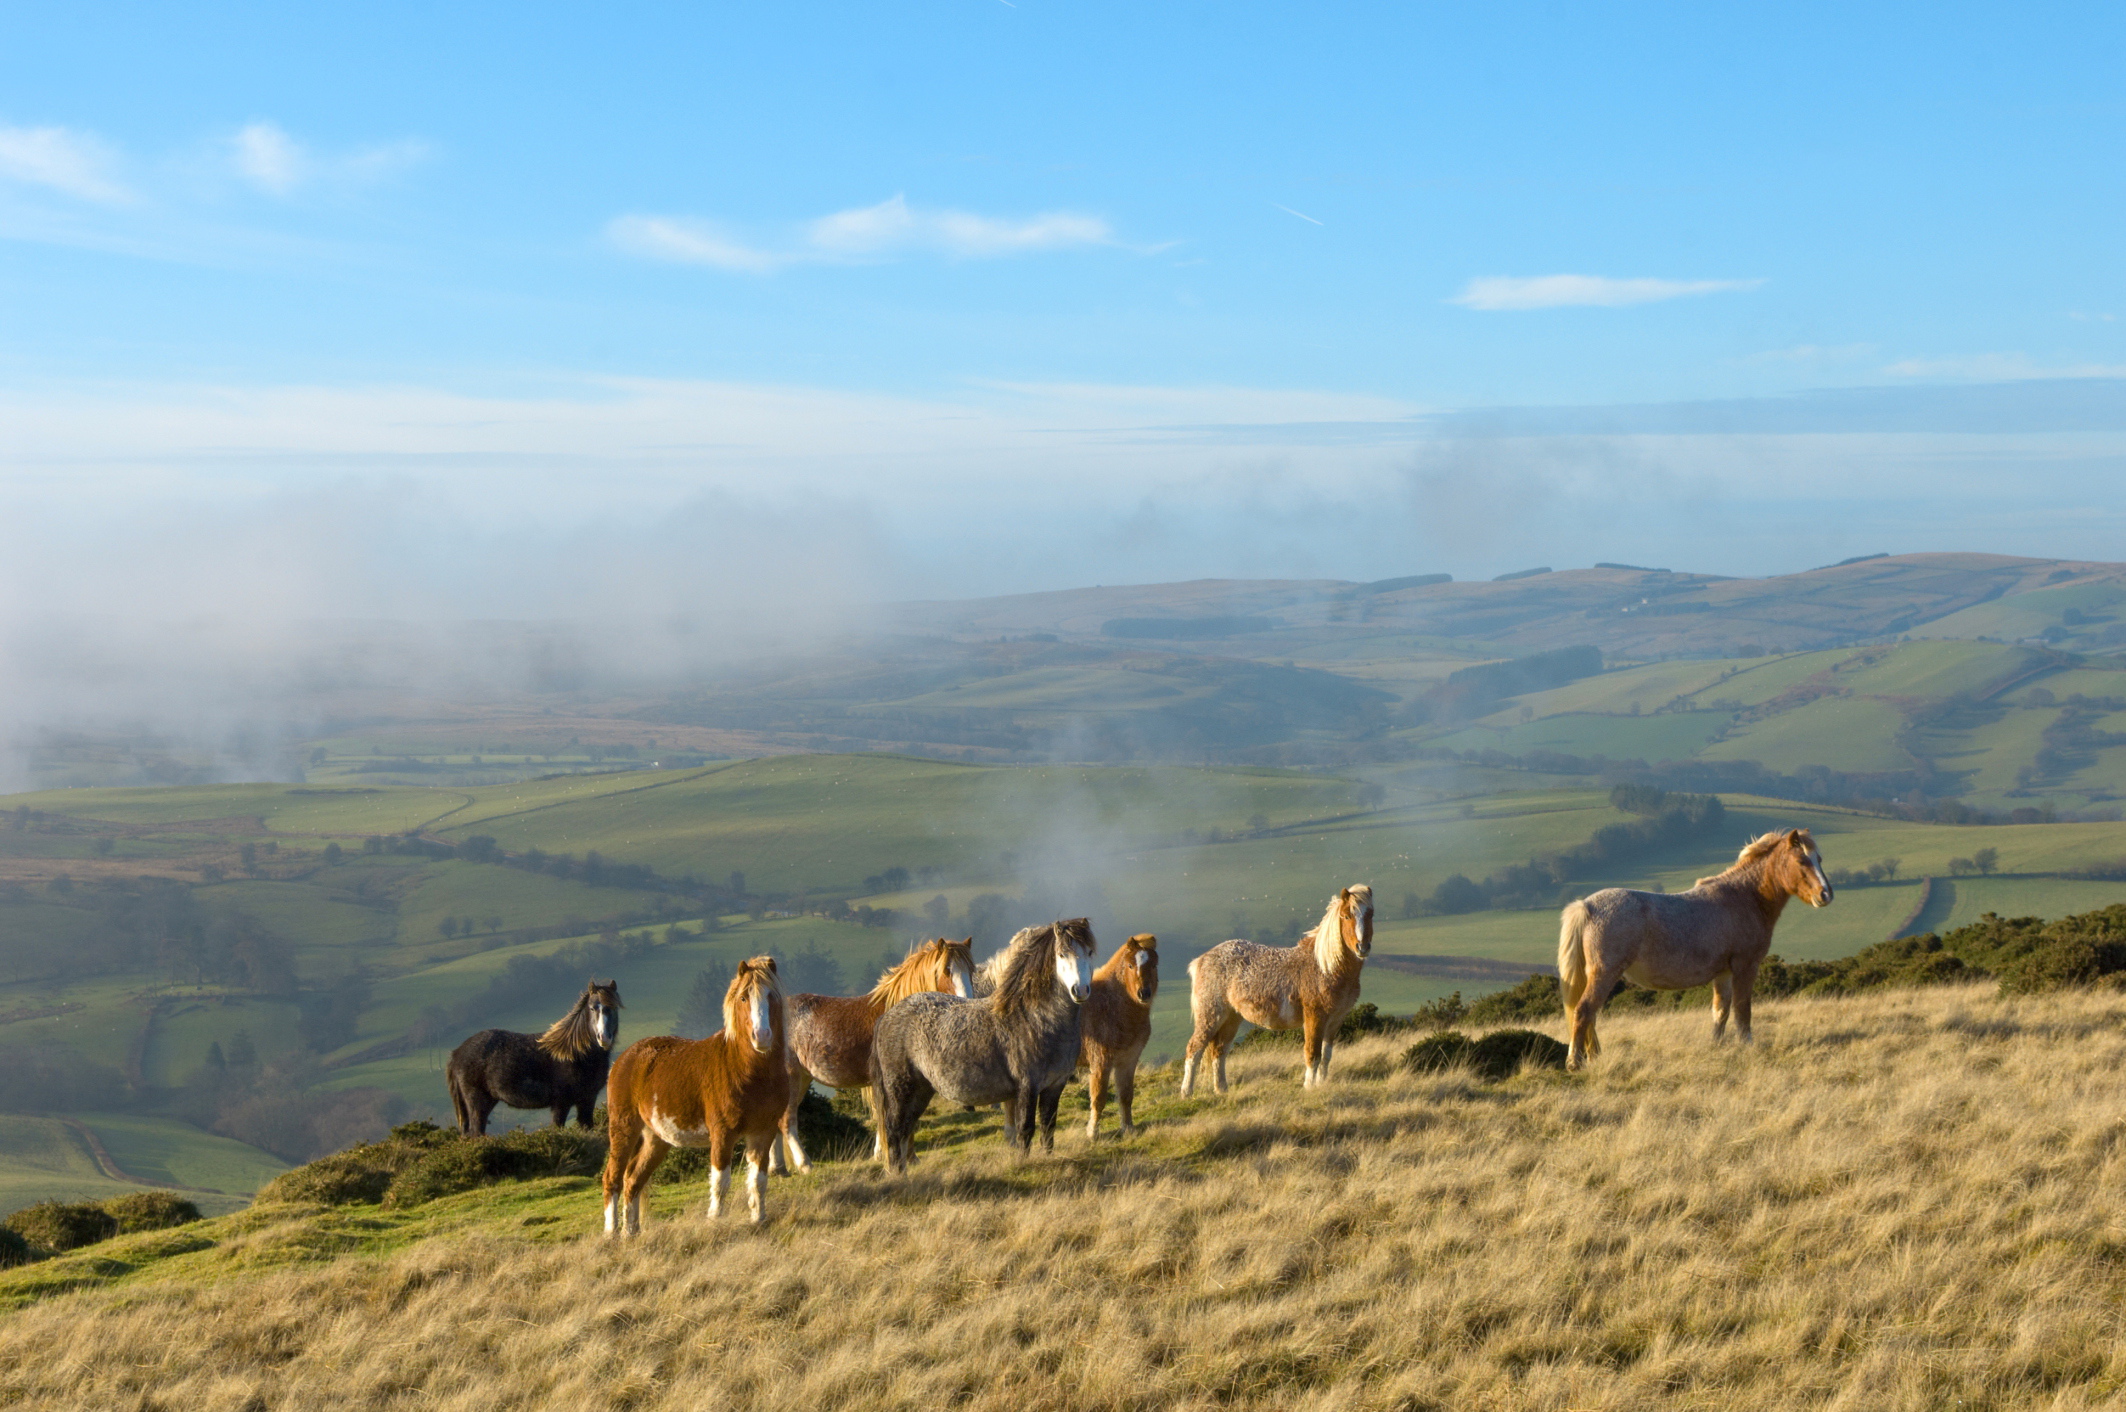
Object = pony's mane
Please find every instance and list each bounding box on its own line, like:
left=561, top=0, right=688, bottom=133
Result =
left=721, top=956, right=782, bottom=1038
left=537, top=981, right=620, bottom=1060
left=990, top=919, right=1090, bottom=1015
left=1306, top=886, right=1371, bottom=974
left=869, top=937, right=968, bottom=1006
left=1696, top=829, right=1815, bottom=887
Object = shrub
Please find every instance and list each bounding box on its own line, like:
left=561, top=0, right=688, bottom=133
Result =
left=1465, top=975, right=1559, bottom=1026
left=382, top=1124, right=604, bottom=1208
left=1401, top=1028, right=1567, bottom=1081
left=0, top=1227, right=36, bottom=1268
left=1410, top=991, right=1468, bottom=1032
left=4, top=1201, right=116, bottom=1252
left=103, top=1191, right=202, bottom=1233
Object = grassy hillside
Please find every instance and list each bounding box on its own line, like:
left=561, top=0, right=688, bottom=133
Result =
left=6, top=984, right=2126, bottom=1407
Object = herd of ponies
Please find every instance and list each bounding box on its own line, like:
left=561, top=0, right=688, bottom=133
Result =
left=441, top=828, right=1834, bottom=1229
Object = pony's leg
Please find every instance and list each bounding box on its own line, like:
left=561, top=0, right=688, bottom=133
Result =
left=707, top=1135, right=734, bottom=1219
left=473, top=1093, right=498, bottom=1137
left=1211, top=1014, right=1242, bottom=1095
left=1567, top=964, right=1621, bottom=1070
left=621, top=1136, right=668, bottom=1237
left=775, top=1064, right=811, bottom=1175
left=1711, top=973, right=1734, bottom=1040
left=866, top=1086, right=886, bottom=1163
left=1036, top=1082, right=1063, bottom=1153
left=1181, top=999, right=1228, bottom=1098
left=744, top=1134, right=771, bottom=1225
left=1732, top=961, right=1759, bottom=1045
left=1301, top=1012, right=1325, bottom=1089
left=1116, top=1057, right=1138, bottom=1138
left=550, top=1104, right=568, bottom=1128
left=601, top=1119, right=634, bottom=1237
left=1085, top=1054, right=1110, bottom=1140
left=1320, top=1037, right=1336, bottom=1084
left=1013, top=1083, right=1041, bottom=1154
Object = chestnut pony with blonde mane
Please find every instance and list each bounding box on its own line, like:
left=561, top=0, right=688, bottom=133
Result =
left=602, top=956, right=788, bottom=1232
left=772, top=936, right=974, bottom=1172
left=1079, top=933, right=1158, bottom=1139
left=1559, top=828, right=1834, bottom=1070
left=1182, top=885, right=1374, bottom=1096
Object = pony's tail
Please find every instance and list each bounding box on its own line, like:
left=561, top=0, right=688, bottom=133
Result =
left=1557, top=899, right=1592, bottom=1022
left=446, top=1065, right=470, bottom=1135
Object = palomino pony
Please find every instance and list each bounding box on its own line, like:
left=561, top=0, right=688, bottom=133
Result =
left=446, top=979, right=621, bottom=1135
left=773, top=936, right=975, bottom=1172
left=1559, top=827, right=1833, bottom=1070
left=870, top=919, right=1095, bottom=1171
left=1079, top=933, right=1158, bottom=1139
left=1181, top=885, right=1374, bottom=1096
left=602, top=956, right=787, bottom=1232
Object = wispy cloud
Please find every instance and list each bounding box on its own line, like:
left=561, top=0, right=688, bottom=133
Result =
left=1749, top=343, right=1875, bottom=363
left=0, top=125, right=131, bottom=204
left=229, top=121, right=430, bottom=196
left=609, top=193, right=1114, bottom=273
left=1885, top=353, right=2126, bottom=381
left=1450, top=274, right=1764, bottom=311
left=1272, top=203, right=1323, bottom=226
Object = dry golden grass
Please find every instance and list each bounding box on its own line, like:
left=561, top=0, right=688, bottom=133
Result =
left=8, top=985, right=2126, bottom=1409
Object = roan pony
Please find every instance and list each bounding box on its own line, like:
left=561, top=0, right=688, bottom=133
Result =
left=870, top=919, right=1095, bottom=1172
left=446, top=979, right=621, bottom=1135
left=602, top=956, right=788, bottom=1232
left=1558, top=827, right=1833, bottom=1069
left=1079, top=933, right=1158, bottom=1139
left=772, top=936, right=975, bottom=1172
left=1181, top=885, right=1374, bottom=1096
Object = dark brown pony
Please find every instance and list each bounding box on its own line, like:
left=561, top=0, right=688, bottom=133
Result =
left=774, top=937, right=974, bottom=1173
left=1079, top=933, right=1158, bottom=1139
left=446, top=979, right=621, bottom=1135
left=1559, top=828, right=1833, bottom=1069
left=602, top=957, right=788, bottom=1232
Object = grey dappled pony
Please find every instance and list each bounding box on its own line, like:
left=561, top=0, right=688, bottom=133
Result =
left=869, top=919, right=1095, bottom=1171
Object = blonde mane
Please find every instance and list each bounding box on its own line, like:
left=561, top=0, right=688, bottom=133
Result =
left=720, top=957, right=782, bottom=1036
left=537, top=980, right=621, bottom=1060
left=869, top=937, right=970, bottom=1008
left=1695, top=829, right=1815, bottom=887
left=1307, top=886, right=1371, bottom=974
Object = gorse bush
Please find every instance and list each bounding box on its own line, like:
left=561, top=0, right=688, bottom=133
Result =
left=1401, top=1029, right=1569, bottom=1081
left=260, top=1120, right=606, bottom=1209
left=102, top=1192, right=202, bottom=1234
left=4, top=1201, right=117, bottom=1253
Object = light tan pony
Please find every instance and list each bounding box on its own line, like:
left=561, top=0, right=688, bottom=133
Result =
left=1079, top=933, right=1158, bottom=1139
left=773, top=936, right=974, bottom=1172
left=1181, top=885, right=1373, bottom=1096
left=1559, top=828, right=1833, bottom=1070
left=602, top=956, right=788, bottom=1232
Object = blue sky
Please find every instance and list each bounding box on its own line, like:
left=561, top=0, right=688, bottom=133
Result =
left=3, top=1, right=2124, bottom=605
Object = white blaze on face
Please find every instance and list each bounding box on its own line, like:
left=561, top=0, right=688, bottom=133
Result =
left=1809, top=853, right=1833, bottom=905
left=749, top=987, right=774, bottom=1051
left=1135, top=950, right=1152, bottom=969
left=950, top=959, right=974, bottom=999
left=1057, top=947, right=1092, bottom=1001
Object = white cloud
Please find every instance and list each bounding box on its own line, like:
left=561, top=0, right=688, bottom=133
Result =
left=1450, top=274, right=1764, bottom=311
left=1885, top=353, right=2126, bottom=381
left=611, top=193, right=1113, bottom=273
left=0, top=124, right=130, bottom=203
left=606, top=214, right=785, bottom=272
left=229, top=121, right=430, bottom=195
left=233, top=121, right=305, bottom=194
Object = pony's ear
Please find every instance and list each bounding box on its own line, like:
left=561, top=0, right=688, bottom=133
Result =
left=1786, top=829, right=1806, bottom=848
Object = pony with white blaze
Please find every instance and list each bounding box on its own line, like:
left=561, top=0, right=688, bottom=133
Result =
left=1079, top=932, right=1158, bottom=1139
left=1558, top=827, right=1834, bottom=1070
left=601, top=956, right=788, bottom=1232
left=1181, top=885, right=1373, bottom=1096
left=772, top=936, right=975, bottom=1172
left=869, top=919, right=1096, bottom=1171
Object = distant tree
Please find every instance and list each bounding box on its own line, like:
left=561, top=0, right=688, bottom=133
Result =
left=439, top=918, right=459, bottom=939
left=485, top=915, right=502, bottom=934
left=363, top=836, right=384, bottom=855
left=458, top=835, right=498, bottom=864
left=323, top=842, right=343, bottom=865
left=197, top=864, right=224, bottom=884
left=1400, top=891, right=1423, bottom=921
left=674, top=959, right=733, bottom=1040
left=308, top=747, right=327, bottom=765
left=1429, top=874, right=1490, bottom=915
left=1948, top=857, right=1977, bottom=877
left=204, top=1041, right=226, bottom=1072
left=226, top=1031, right=258, bottom=1069
left=1973, top=847, right=2000, bottom=876
left=923, top=894, right=950, bottom=929
left=1879, top=857, right=1901, bottom=881
left=780, top=942, right=844, bottom=996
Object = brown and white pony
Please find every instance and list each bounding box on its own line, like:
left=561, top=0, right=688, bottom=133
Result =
left=602, top=956, right=788, bottom=1232
left=1181, top=885, right=1374, bottom=1096
left=1079, top=933, right=1158, bottom=1139
left=1559, top=827, right=1833, bottom=1070
left=773, top=936, right=975, bottom=1172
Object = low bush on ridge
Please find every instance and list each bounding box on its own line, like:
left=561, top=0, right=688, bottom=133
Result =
left=0, top=1190, right=202, bottom=1262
